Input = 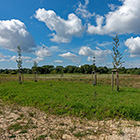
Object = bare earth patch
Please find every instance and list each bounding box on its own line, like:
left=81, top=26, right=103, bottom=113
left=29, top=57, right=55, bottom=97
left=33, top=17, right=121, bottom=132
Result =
left=0, top=100, right=140, bottom=140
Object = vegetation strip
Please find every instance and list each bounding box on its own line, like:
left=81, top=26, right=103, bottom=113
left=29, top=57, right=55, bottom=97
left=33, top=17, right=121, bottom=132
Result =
left=0, top=81, right=140, bottom=120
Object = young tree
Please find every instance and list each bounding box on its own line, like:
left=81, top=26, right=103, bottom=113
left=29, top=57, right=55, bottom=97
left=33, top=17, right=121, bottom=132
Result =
left=111, top=35, right=124, bottom=91
left=16, top=46, right=22, bottom=84
left=111, top=35, right=124, bottom=69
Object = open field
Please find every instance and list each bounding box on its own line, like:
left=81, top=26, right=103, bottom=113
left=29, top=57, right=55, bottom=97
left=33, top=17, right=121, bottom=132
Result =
left=0, top=73, right=140, bottom=88
left=0, top=74, right=140, bottom=139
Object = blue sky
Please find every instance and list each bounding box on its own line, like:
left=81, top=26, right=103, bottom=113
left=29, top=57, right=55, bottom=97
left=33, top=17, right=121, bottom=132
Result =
left=0, top=0, right=140, bottom=69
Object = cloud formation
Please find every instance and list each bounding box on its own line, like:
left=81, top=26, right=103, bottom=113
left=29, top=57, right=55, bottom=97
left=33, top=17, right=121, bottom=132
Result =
left=75, top=0, right=95, bottom=19
left=125, top=36, right=140, bottom=57
left=59, top=52, right=80, bottom=63
left=54, top=60, right=63, bottom=63
left=35, top=45, right=52, bottom=58
left=10, top=56, right=31, bottom=61
left=0, top=19, right=36, bottom=52
left=79, top=46, right=112, bottom=64
left=87, top=0, right=140, bottom=35
left=35, top=8, right=85, bottom=43
left=32, top=57, right=44, bottom=63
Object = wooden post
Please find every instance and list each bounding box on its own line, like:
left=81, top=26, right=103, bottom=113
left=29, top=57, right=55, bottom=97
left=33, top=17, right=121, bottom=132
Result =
left=91, top=71, right=93, bottom=85
left=22, top=71, right=24, bottom=83
left=116, top=69, right=119, bottom=91
left=34, top=71, right=37, bottom=82
left=111, top=71, right=114, bottom=91
left=94, top=71, right=97, bottom=86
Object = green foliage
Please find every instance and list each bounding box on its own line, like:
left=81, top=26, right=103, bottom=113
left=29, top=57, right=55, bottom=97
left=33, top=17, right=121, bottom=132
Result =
left=10, top=70, right=17, bottom=75
left=111, top=35, right=124, bottom=68
left=0, top=81, right=140, bottom=121
left=51, top=69, right=57, bottom=74
left=42, top=65, right=54, bottom=74
left=16, top=46, right=22, bottom=71
left=32, top=61, right=38, bottom=73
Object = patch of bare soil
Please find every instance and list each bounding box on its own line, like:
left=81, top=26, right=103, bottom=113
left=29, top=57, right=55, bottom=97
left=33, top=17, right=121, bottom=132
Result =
left=0, top=100, right=140, bottom=140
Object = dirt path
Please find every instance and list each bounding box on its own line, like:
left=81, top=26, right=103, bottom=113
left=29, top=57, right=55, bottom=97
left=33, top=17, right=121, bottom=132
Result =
left=0, top=100, right=140, bottom=140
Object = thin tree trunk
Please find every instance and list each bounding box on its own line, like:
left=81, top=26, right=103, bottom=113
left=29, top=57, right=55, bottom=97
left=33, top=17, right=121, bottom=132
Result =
left=19, top=71, right=22, bottom=84
left=34, top=71, right=37, bottom=82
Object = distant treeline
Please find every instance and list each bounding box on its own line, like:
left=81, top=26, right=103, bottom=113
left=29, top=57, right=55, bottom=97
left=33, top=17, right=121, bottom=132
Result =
left=1, top=64, right=140, bottom=75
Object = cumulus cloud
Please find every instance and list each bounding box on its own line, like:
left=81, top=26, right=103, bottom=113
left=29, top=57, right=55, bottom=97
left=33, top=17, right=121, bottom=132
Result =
left=35, top=45, right=52, bottom=58
left=10, top=56, right=31, bottom=61
left=79, top=46, right=112, bottom=63
left=125, top=36, right=140, bottom=57
left=75, top=0, right=95, bottom=19
left=54, top=60, right=63, bottom=63
left=87, top=0, right=140, bottom=35
left=35, top=8, right=85, bottom=43
left=108, top=4, right=118, bottom=11
left=32, top=57, right=44, bottom=63
left=0, top=19, right=36, bottom=52
left=59, top=52, right=80, bottom=63
left=0, top=53, right=10, bottom=62
left=49, top=46, right=59, bottom=52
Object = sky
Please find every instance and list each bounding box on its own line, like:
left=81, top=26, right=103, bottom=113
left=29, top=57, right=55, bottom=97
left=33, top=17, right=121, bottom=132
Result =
left=0, top=0, right=140, bottom=69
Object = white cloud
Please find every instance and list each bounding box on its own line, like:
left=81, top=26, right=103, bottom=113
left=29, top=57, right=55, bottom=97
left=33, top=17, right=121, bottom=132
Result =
left=35, top=45, right=52, bottom=58
left=79, top=46, right=112, bottom=64
left=97, top=41, right=112, bottom=47
left=0, top=53, right=11, bottom=62
left=49, top=46, right=59, bottom=52
left=75, top=0, right=95, bottom=19
left=54, top=60, right=63, bottom=63
left=0, top=58, right=9, bottom=62
left=87, top=0, right=140, bottom=35
left=35, top=8, right=85, bottom=43
left=108, top=4, right=118, bottom=11
left=26, top=60, right=33, bottom=63
left=10, top=56, right=31, bottom=61
left=0, top=19, right=36, bottom=52
left=125, top=36, right=140, bottom=57
left=87, top=56, right=93, bottom=61
left=32, top=57, right=44, bottom=63
left=59, top=52, right=80, bottom=63
left=79, top=46, right=94, bottom=56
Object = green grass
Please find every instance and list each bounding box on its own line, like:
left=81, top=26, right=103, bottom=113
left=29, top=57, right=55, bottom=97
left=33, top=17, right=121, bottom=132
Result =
left=0, top=81, right=140, bottom=120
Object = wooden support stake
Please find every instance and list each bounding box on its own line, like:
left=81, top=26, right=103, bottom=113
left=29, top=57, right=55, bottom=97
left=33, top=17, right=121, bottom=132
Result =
left=116, top=70, right=119, bottom=91
left=94, top=72, right=97, bottom=86
left=22, top=71, right=24, bottom=83
left=34, top=71, right=37, bottom=82
left=111, top=71, right=114, bottom=91
left=91, top=71, right=93, bottom=85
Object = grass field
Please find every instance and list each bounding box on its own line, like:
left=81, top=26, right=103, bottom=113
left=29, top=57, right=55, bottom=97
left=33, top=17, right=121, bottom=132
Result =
left=0, top=74, right=140, bottom=121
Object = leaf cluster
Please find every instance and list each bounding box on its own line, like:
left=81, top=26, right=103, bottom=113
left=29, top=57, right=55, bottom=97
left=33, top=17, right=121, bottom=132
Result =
left=16, top=46, right=22, bottom=71
left=111, top=35, right=124, bottom=69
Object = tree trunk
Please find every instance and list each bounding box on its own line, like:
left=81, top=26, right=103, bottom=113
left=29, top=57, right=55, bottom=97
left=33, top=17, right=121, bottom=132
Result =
left=34, top=71, right=37, bottom=82
left=19, top=72, right=22, bottom=84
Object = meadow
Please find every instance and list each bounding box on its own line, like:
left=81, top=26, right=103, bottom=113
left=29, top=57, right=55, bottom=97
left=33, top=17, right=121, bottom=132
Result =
left=0, top=74, right=140, bottom=121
